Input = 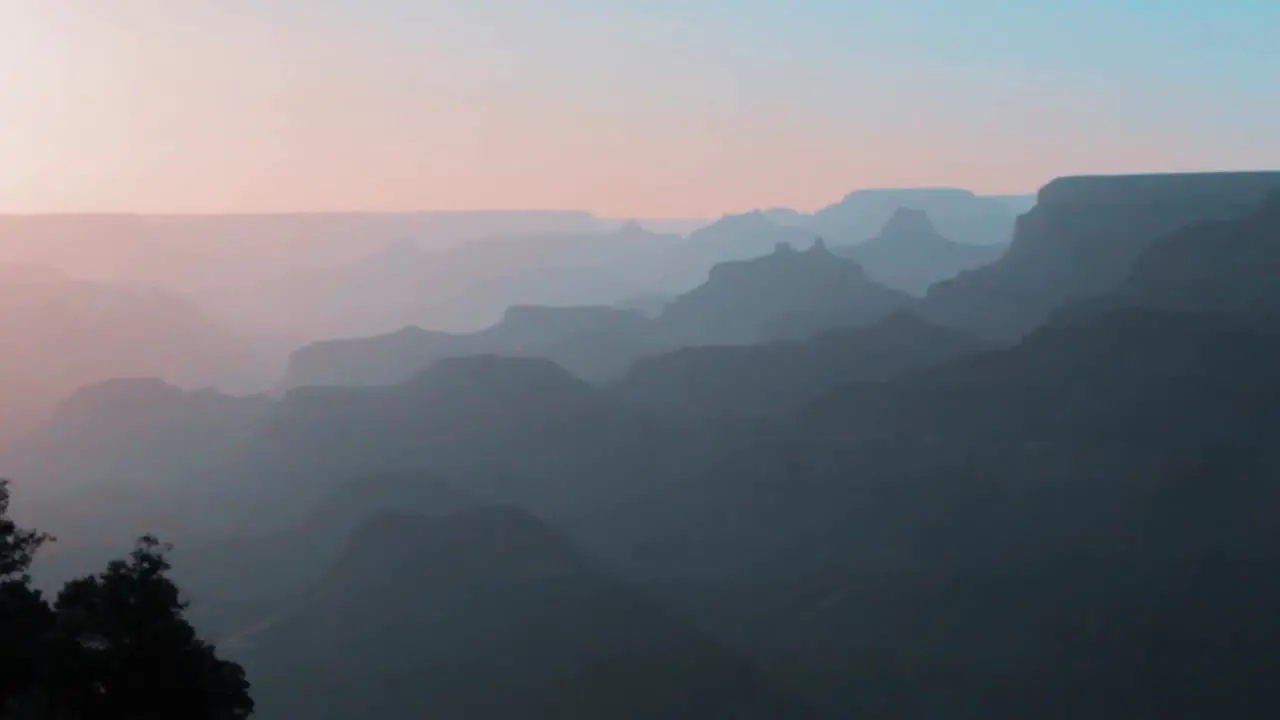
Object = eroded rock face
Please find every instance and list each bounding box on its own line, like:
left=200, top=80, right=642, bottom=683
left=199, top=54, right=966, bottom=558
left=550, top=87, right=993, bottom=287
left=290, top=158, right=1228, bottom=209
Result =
left=919, top=172, right=1280, bottom=339
left=282, top=305, right=653, bottom=390
left=836, top=208, right=1006, bottom=295
left=1115, top=188, right=1280, bottom=315
left=615, top=311, right=990, bottom=417
left=810, top=187, right=1024, bottom=246
left=656, top=238, right=912, bottom=345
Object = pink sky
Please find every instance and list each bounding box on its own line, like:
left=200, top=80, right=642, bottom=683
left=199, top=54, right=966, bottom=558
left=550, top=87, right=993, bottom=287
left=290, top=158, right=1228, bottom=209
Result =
left=2, top=2, right=1276, bottom=218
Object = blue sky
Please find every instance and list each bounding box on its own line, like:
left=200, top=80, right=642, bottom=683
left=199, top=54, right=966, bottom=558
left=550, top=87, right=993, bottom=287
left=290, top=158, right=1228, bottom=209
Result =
left=2, top=0, right=1277, bottom=214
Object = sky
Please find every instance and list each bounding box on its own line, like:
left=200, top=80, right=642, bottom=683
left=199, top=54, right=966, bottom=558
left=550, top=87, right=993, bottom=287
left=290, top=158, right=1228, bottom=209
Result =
left=0, top=0, right=1277, bottom=217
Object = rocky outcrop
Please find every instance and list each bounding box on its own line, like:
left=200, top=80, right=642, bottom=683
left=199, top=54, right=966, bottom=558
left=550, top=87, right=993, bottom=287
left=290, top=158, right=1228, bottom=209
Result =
left=1115, top=188, right=1280, bottom=315
left=283, top=305, right=654, bottom=389
left=654, top=211, right=820, bottom=292
left=837, top=208, right=1007, bottom=295
left=919, top=172, right=1280, bottom=339
left=285, top=238, right=914, bottom=391
left=616, top=311, right=990, bottom=416
left=811, top=187, right=1026, bottom=245
left=655, top=238, right=912, bottom=345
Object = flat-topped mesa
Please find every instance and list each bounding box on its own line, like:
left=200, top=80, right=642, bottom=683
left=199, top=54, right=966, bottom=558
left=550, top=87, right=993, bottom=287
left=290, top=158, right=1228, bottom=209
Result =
left=1036, top=171, right=1280, bottom=207
left=879, top=207, right=939, bottom=238
left=836, top=187, right=979, bottom=204
left=833, top=208, right=1005, bottom=295
left=812, top=187, right=1020, bottom=245
left=1009, top=171, right=1280, bottom=271
left=920, top=170, right=1280, bottom=340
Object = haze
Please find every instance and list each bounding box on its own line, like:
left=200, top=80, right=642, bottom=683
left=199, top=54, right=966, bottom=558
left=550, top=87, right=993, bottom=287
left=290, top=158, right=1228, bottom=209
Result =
left=3, top=4, right=1280, bottom=720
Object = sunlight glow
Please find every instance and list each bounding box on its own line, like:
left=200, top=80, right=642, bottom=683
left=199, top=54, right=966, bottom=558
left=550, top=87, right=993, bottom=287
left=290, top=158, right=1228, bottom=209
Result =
left=0, top=3, right=68, bottom=204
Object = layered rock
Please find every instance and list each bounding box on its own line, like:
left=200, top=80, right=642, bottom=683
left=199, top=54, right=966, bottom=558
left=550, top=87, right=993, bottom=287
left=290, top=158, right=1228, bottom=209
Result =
left=616, top=311, right=989, bottom=417
left=811, top=187, right=1025, bottom=245
left=283, top=304, right=653, bottom=389
left=656, top=238, right=912, bottom=345
left=919, top=172, right=1280, bottom=339
left=1117, top=188, right=1280, bottom=315
left=837, top=208, right=1007, bottom=295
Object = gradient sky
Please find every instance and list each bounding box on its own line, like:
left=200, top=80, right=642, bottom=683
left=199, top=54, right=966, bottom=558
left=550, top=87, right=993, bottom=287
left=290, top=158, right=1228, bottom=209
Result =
left=1, top=1, right=1277, bottom=217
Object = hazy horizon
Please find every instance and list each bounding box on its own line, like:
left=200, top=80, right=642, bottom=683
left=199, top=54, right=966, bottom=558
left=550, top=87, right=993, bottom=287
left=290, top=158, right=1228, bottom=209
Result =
left=0, top=188, right=1028, bottom=222
left=4, top=4, right=1280, bottom=717
left=4, top=1, right=1278, bottom=217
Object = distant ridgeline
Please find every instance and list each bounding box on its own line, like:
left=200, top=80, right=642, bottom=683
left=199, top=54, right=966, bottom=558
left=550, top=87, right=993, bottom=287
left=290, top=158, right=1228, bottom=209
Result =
left=833, top=207, right=1007, bottom=295
left=920, top=171, right=1280, bottom=339
left=281, top=238, right=914, bottom=390
left=8, top=170, right=1280, bottom=719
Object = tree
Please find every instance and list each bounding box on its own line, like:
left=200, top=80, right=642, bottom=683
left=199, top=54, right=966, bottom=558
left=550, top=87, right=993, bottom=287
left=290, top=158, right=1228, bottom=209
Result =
left=0, top=480, right=54, bottom=715
left=0, top=480, right=253, bottom=719
left=0, top=480, right=50, bottom=583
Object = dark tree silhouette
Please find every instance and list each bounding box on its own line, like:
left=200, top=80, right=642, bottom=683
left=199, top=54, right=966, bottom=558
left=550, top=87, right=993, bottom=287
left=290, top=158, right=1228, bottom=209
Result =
left=0, top=480, right=51, bottom=582
left=0, top=480, right=54, bottom=716
left=0, top=480, right=253, bottom=720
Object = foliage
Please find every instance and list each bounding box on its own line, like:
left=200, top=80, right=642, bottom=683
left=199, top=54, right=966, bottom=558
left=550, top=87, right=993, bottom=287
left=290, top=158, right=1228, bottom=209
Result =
left=0, top=481, right=253, bottom=720
left=0, top=480, right=50, bottom=583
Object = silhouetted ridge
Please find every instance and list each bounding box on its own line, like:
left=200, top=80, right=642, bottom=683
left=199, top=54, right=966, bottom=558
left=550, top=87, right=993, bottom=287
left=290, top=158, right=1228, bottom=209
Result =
left=707, top=210, right=785, bottom=236
left=490, top=304, right=647, bottom=342
left=13, top=377, right=268, bottom=504
left=40, top=378, right=263, bottom=446
left=617, top=311, right=988, bottom=416
left=614, top=219, right=647, bottom=235
left=0, top=268, right=261, bottom=446
left=805, top=307, right=1280, bottom=446
left=879, top=207, right=938, bottom=237
left=658, top=239, right=911, bottom=344
left=174, top=471, right=484, bottom=622
left=285, top=325, right=453, bottom=388
left=811, top=187, right=1024, bottom=245
left=761, top=207, right=807, bottom=226
left=836, top=208, right=1006, bottom=294
left=243, top=506, right=796, bottom=720
left=664, top=211, right=821, bottom=289
left=409, top=354, right=594, bottom=400
left=1116, top=187, right=1280, bottom=314
left=1037, top=171, right=1280, bottom=206
left=284, top=303, right=656, bottom=389
left=920, top=171, right=1280, bottom=338
left=52, top=377, right=185, bottom=420
left=852, top=308, right=990, bottom=347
